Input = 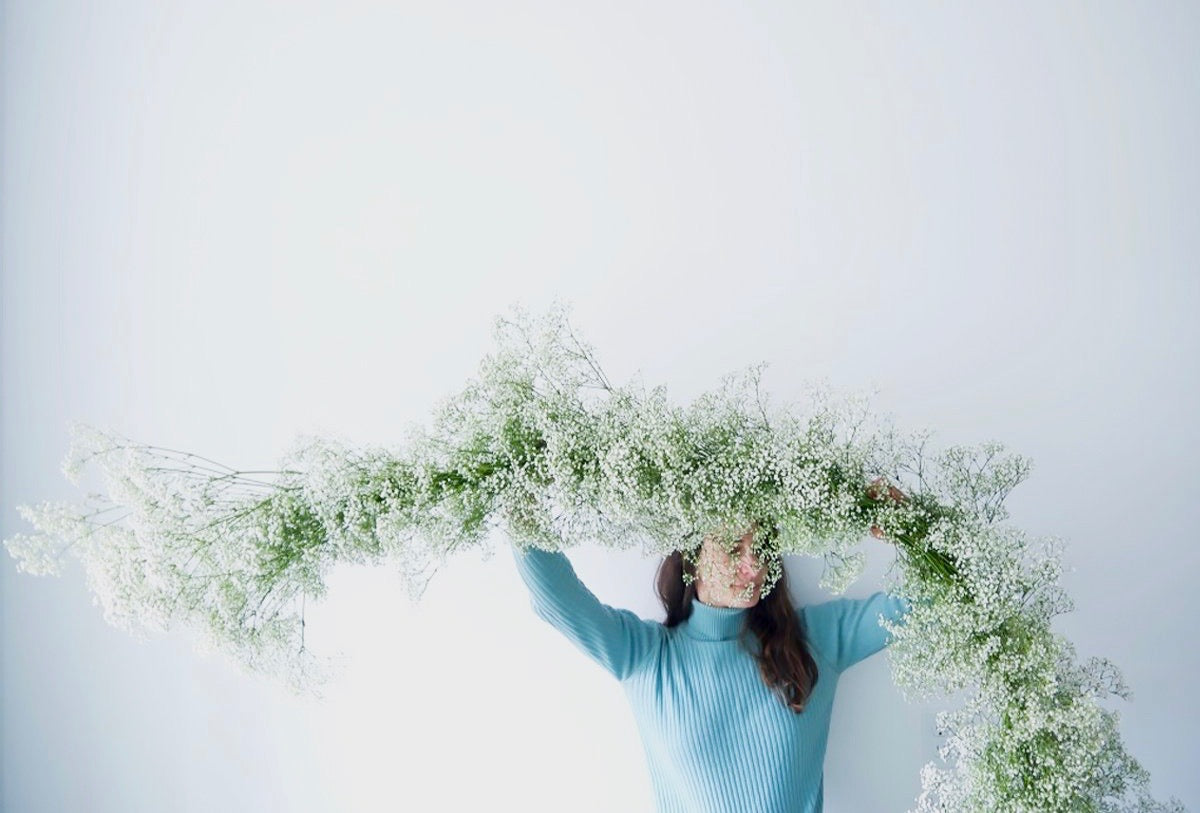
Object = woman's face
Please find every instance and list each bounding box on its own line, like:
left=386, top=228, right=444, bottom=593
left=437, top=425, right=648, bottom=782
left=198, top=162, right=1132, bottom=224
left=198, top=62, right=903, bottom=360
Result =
left=693, top=529, right=768, bottom=608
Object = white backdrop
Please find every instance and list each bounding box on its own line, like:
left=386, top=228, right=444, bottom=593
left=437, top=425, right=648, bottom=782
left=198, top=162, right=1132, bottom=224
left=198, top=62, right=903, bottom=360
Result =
left=3, top=2, right=1197, bottom=811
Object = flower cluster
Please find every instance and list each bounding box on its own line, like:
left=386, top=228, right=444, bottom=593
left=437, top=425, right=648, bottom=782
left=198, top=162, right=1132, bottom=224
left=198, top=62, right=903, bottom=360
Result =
left=3, top=301, right=1183, bottom=811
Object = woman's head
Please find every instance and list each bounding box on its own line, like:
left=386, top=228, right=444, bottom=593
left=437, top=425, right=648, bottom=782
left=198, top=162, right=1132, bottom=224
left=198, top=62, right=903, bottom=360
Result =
left=692, top=527, right=769, bottom=608
left=655, top=522, right=820, bottom=713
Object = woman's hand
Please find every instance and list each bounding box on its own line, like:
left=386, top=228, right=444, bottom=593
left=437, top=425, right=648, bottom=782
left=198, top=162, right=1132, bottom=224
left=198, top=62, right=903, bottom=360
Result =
left=867, top=477, right=908, bottom=541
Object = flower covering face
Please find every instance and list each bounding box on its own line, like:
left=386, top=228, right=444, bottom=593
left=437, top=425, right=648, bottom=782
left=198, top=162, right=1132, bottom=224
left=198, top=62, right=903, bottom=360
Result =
left=694, top=530, right=768, bottom=608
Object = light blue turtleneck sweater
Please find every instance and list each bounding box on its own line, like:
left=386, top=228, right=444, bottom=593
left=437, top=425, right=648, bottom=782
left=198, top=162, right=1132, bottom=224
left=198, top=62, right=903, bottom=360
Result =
left=510, top=544, right=911, bottom=813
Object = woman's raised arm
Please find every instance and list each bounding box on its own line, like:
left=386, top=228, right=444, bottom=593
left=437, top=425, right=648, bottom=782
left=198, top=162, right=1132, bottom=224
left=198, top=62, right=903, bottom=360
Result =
left=510, top=542, right=664, bottom=681
left=802, top=591, right=913, bottom=674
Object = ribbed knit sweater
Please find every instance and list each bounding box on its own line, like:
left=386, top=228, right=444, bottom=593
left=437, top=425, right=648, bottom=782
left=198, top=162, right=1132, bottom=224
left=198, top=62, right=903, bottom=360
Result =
left=510, top=543, right=911, bottom=813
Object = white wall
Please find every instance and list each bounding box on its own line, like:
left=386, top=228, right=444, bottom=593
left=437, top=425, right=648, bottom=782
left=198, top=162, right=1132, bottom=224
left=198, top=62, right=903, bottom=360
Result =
left=3, top=2, right=1196, bottom=810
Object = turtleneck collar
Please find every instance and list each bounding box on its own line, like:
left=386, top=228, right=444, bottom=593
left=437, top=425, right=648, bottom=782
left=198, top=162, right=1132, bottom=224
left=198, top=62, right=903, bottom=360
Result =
left=683, top=599, right=749, bottom=641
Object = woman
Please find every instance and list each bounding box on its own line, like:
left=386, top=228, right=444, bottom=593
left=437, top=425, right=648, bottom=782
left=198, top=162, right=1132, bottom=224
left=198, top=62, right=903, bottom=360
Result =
left=510, top=479, right=912, bottom=813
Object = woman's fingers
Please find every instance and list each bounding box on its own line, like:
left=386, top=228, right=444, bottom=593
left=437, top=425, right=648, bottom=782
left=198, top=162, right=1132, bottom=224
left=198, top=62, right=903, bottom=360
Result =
left=866, top=477, right=886, bottom=499
left=869, top=479, right=905, bottom=540
left=867, top=477, right=908, bottom=503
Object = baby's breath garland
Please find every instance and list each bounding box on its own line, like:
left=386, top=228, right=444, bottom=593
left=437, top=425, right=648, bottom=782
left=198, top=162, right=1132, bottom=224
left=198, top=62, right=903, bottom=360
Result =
left=4, top=301, right=1183, bottom=812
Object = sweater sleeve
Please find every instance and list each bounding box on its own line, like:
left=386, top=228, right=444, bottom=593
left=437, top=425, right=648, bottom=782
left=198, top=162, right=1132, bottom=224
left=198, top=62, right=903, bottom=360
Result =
left=510, top=542, right=663, bottom=682
left=802, top=590, right=912, bottom=674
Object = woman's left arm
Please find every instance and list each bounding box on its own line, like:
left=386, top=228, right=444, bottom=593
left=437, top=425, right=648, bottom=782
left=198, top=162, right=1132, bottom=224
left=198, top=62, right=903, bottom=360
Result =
left=818, top=591, right=912, bottom=673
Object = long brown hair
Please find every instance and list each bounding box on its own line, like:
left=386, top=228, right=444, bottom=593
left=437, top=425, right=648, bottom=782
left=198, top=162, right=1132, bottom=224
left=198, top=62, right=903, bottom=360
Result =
left=655, top=542, right=820, bottom=713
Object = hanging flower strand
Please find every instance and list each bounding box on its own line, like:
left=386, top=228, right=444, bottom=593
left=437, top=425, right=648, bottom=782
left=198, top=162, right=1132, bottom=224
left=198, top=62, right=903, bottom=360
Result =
left=3, top=300, right=1184, bottom=813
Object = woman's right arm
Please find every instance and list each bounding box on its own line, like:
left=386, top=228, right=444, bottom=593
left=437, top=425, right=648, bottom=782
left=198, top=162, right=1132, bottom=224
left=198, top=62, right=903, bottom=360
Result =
left=510, top=542, right=663, bottom=681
